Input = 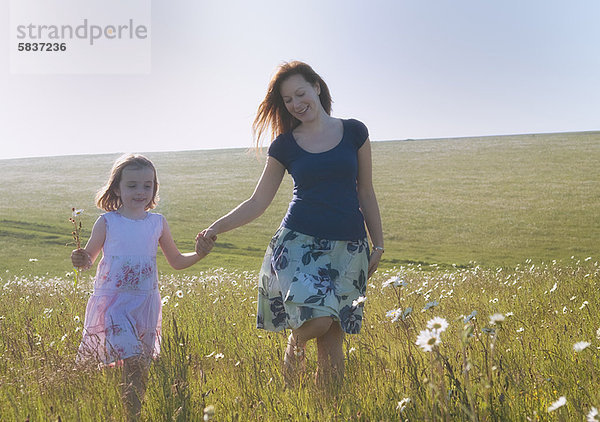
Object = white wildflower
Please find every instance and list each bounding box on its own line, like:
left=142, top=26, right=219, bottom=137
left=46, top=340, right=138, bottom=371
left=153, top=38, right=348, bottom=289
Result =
left=549, top=282, right=557, bottom=293
left=214, top=353, right=224, bottom=360
left=386, top=308, right=403, bottom=323
left=547, top=396, right=566, bottom=412
left=396, top=397, right=411, bottom=412
left=587, top=407, right=599, bottom=422
left=72, top=209, right=84, bottom=217
left=73, top=315, right=80, bottom=323
left=415, top=329, right=441, bottom=352
left=573, top=341, right=591, bottom=352
left=203, top=404, right=215, bottom=421
left=176, top=290, right=184, bottom=298
left=427, top=317, right=449, bottom=333
left=580, top=301, right=589, bottom=310
left=489, top=313, right=505, bottom=325
left=162, top=296, right=170, bottom=305
left=29, top=258, right=38, bottom=262
left=382, top=276, right=406, bottom=288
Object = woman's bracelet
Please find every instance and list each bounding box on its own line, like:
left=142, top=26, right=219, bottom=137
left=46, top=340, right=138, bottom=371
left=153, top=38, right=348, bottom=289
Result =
left=372, top=246, right=385, bottom=253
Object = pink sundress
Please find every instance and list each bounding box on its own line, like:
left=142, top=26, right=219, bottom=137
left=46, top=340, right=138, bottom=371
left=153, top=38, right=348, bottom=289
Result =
left=77, top=211, right=163, bottom=364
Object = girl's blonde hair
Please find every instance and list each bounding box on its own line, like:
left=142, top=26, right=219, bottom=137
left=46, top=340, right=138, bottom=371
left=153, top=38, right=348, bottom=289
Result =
left=96, top=154, right=159, bottom=211
left=252, top=61, right=332, bottom=149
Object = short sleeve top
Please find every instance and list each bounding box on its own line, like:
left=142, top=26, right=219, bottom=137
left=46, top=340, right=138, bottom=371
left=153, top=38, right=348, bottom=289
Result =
left=267, top=118, right=369, bottom=240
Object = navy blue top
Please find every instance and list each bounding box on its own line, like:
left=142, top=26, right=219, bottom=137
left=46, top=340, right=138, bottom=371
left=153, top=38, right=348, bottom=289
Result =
left=268, top=118, right=369, bottom=240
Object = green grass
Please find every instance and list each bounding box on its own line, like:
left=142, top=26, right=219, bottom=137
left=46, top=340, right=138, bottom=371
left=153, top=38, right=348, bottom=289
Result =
left=1, top=132, right=600, bottom=420
left=1, top=261, right=599, bottom=420
left=1, top=131, right=599, bottom=277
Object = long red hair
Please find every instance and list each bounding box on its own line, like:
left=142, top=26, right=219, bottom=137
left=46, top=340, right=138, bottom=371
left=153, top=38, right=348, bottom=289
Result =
left=252, top=61, right=333, bottom=149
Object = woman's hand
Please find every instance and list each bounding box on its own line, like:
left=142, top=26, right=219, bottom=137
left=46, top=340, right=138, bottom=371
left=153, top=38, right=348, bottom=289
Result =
left=195, top=233, right=215, bottom=258
left=71, top=248, right=92, bottom=270
left=367, top=249, right=383, bottom=279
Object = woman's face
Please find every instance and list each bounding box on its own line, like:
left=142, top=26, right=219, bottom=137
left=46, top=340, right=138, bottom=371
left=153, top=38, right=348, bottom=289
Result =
left=280, top=74, right=321, bottom=123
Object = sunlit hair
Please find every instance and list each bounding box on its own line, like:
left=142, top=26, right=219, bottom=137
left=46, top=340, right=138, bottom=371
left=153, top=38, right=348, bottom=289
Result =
left=95, top=154, right=159, bottom=212
left=252, top=61, right=333, bottom=149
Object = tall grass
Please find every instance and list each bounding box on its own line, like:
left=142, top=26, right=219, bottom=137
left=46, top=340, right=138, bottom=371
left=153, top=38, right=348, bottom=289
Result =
left=1, top=258, right=599, bottom=420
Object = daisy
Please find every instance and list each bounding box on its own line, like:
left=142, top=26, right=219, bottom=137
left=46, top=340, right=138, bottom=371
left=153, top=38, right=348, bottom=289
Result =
left=72, top=209, right=84, bottom=217
left=427, top=317, right=449, bottom=333
left=386, top=308, right=403, bottom=323
left=396, top=397, right=411, bottom=412
left=573, top=341, right=591, bottom=352
left=203, top=405, right=215, bottom=421
left=382, top=276, right=407, bottom=288
left=547, top=396, right=566, bottom=412
left=176, top=290, right=184, bottom=298
left=415, top=329, right=441, bottom=352
left=489, top=313, right=505, bottom=325
left=587, top=407, right=599, bottom=422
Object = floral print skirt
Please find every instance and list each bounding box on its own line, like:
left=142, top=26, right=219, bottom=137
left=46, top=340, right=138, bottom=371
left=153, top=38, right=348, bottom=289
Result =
left=257, top=227, right=369, bottom=334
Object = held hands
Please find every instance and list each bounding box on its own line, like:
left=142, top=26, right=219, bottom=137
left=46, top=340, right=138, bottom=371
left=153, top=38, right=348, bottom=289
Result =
left=71, top=248, right=92, bottom=271
left=195, top=229, right=217, bottom=258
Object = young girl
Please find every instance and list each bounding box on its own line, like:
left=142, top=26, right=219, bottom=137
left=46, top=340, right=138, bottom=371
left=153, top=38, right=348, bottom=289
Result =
left=71, top=153, right=214, bottom=421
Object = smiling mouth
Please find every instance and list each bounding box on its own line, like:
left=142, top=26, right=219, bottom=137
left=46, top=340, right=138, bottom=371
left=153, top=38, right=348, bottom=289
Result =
left=296, top=105, right=309, bottom=115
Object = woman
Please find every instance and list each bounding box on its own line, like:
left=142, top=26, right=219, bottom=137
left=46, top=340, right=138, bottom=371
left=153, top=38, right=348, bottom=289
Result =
left=199, top=61, right=384, bottom=385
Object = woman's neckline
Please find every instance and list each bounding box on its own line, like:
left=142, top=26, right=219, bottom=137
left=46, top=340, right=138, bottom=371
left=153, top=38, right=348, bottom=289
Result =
left=114, top=210, right=149, bottom=221
left=291, top=118, right=345, bottom=155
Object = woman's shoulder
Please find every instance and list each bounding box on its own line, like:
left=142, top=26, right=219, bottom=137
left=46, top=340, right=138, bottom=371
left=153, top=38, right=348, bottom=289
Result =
left=343, top=118, right=368, bottom=132
left=342, top=118, right=369, bottom=148
left=268, top=132, right=294, bottom=165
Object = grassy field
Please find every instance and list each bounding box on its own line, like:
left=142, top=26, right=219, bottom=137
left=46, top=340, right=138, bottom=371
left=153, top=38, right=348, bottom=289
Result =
left=1, top=132, right=600, bottom=420
left=1, top=131, right=599, bottom=277
left=1, top=261, right=599, bottom=420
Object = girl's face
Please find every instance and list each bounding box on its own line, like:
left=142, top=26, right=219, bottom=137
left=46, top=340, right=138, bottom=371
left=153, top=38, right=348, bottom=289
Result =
left=116, top=165, right=155, bottom=213
left=280, top=74, right=322, bottom=123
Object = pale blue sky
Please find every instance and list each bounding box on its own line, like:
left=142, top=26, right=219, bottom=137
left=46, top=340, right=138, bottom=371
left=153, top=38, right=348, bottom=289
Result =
left=1, top=0, right=598, bottom=159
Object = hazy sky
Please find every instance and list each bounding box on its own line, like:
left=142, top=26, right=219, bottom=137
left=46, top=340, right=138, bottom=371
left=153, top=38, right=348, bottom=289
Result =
left=1, top=0, right=599, bottom=160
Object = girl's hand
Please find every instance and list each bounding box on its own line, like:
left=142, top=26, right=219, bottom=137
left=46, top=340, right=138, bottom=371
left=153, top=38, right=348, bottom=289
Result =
left=71, top=248, right=92, bottom=270
left=195, top=233, right=215, bottom=258
left=367, top=249, right=383, bottom=279
left=196, top=228, right=218, bottom=242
